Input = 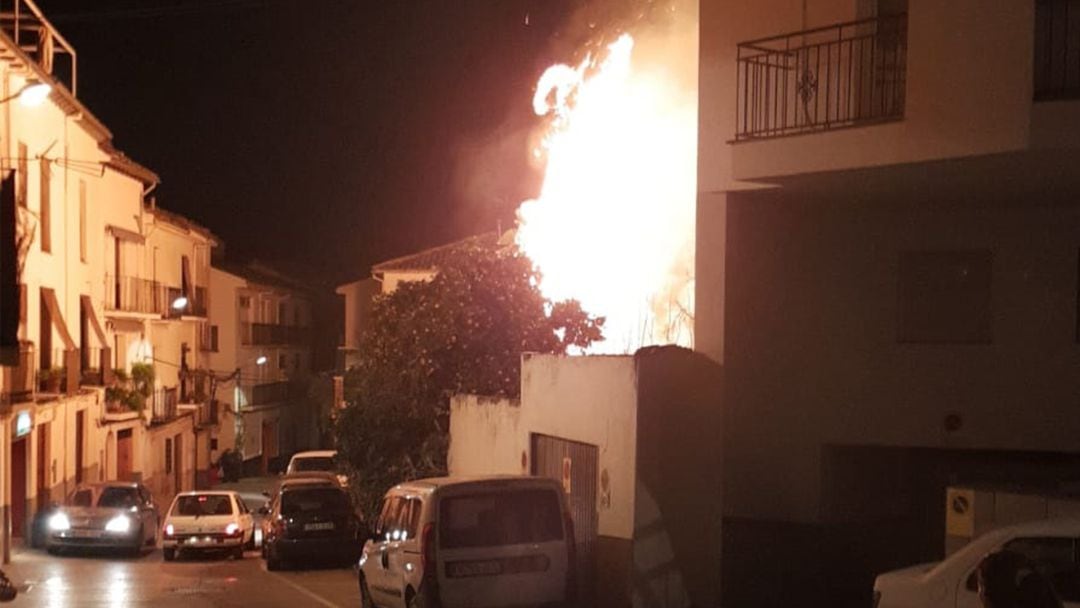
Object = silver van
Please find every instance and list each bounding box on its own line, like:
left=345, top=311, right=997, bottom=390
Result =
left=358, top=475, right=575, bottom=608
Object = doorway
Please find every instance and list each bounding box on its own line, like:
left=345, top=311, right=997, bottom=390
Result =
left=11, top=438, right=27, bottom=539
left=75, top=410, right=85, bottom=484
left=530, top=433, right=599, bottom=600
left=261, top=420, right=278, bottom=474
left=173, top=433, right=183, bottom=494
left=35, top=423, right=49, bottom=507
left=117, top=429, right=133, bottom=481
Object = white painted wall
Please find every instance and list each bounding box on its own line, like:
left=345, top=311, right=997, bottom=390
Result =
left=450, top=354, right=639, bottom=539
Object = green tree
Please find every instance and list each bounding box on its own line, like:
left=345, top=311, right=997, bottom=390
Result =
left=335, top=243, right=603, bottom=518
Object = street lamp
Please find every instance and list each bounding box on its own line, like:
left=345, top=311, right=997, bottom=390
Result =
left=0, top=79, right=52, bottom=107
left=255, top=355, right=267, bottom=366
left=171, top=295, right=188, bottom=310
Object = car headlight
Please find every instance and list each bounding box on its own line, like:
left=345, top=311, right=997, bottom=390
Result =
left=48, top=513, right=71, bottom=531
left=105, top=515, right=131, bottom=533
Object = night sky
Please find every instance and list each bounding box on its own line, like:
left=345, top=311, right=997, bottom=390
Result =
left=35, top=0, right=612, bottom=287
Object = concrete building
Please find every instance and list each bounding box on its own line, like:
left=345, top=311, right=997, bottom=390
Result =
left=449, top=348, right=723, bottom=608
left=0, top=1, right=216, bottom=561
left=698, top=0, right=1080, bottom=604
left=207, top=262, right=314, bottom=473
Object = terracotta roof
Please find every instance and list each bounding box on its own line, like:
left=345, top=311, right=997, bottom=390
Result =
left=371, top=231, right=510, bottom=275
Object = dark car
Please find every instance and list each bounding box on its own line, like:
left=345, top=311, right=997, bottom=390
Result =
left=46, top=482, right=160, bottom=556
left=260, top=479, right=362, bottom=570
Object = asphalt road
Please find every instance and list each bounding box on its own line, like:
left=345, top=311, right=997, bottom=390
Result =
left=4, top=545, right=358, bottom=607
left=2, top=477, right=359, bottom=608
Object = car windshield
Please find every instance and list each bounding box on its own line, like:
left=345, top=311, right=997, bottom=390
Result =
left=173, top=494, right=233, bottom=516
left=292, top=457, right=335, bottom=472
left=68, top=489, right=93, bottom=507
left=281, top=488, right=349, bottom=515
left=98, top=487, right=139, bottom=508
left=439, top=488, right=563, bottom=549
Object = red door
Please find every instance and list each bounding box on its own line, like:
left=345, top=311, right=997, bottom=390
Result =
left=117, top=429, right=133, bottom=481
left=11, top=438, right=27, bottom=538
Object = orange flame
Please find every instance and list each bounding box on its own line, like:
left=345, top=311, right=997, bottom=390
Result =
left=516, top=33, right=696, bottom=353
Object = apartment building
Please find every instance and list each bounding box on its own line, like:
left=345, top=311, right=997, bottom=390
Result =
left=207, top=262, right=313, bottom=474
left=698, top=0, right=1080, bottom=604
left=0, top=1, right=215, bottom=561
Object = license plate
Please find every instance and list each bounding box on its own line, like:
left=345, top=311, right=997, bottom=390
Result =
left=69, top=529, right=101, bottom=539
left=304, top=522, right=334, bottom=531
left=447, top=560, right=502, bottom=578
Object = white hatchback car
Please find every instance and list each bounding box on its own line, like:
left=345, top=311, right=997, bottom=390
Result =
left=874, top=518, right=1080, bottom=608
left=286, top=450, right=348, bottom=487
left=358, top=476, right=575, bottom=608
left=161, top=491, right=255, bottom=561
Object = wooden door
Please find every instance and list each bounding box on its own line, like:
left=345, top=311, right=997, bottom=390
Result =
left=75, top=411, right=85, bottom=484
left=173, top=433, right=183, bottom=494
left=117, top=429, right=133, bottom=481
left=11, top=438, right=27, bottom=538
left=35, top=423, right=49, bottom=506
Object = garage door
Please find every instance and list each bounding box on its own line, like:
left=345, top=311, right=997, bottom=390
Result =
left=530, top=433, right=598, bottom=599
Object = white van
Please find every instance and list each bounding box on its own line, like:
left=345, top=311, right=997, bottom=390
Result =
left=357, top=476, right=575, bottom=608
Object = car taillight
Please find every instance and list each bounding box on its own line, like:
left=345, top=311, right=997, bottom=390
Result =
left=225, top=523, right=241, bottom=537
left=564, top=511, right=577, bottom=601
left=421, top=522, right=435, bottom=573
left=164, top=524, right=175, bottom=538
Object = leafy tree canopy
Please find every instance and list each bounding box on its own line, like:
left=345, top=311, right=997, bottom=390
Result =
left=335, top=243, right=603, bottom=517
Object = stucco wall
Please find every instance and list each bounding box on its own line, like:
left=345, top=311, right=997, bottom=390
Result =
left=448, top=395, right=524, bottom=477
left=723, top=190, right=1080, bottom=522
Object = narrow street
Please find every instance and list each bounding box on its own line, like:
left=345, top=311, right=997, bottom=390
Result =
left=2, top=477, right=358, bottom=607
left=3, top=546, right=357, bottom=608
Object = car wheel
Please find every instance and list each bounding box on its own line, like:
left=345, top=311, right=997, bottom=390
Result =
left=232, top=545, right=245, bottom=560
left=359, top=576, right=375, bottom=608
left=163, top=548, right=176, bottom=562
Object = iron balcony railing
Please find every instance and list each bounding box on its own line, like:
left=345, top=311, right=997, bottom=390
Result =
left=736, top=14, right=908, bottom=140
left=239, top=381, right=289, bottom=408
left=165, top=286, right=208, bottom=318
left=1035, top=0, right=1080, bottom=100
left=241, top=322, right=311, bottom=346
left=151, top=386, right=179, bottom=423
left=106, top=274, right=164, bottom=315
left=1, top=342, right=35, bottom=405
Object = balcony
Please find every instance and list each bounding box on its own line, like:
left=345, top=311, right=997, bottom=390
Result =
left=1, top=342, right=35, bottom=406
left=735, top=14, right=907, bottom=141
left=238, top=381, right=289, bottom=408
left=106, top=275, right=164, bottom=316
left=79, top=346, right=112, bottom=386
left=165, top=286, right=208, bottom=318
left=151, top=386, right=179, bottom=423
left=40, top=348, right=79, bottom=396
left=241, top=322, right=310, bottom=346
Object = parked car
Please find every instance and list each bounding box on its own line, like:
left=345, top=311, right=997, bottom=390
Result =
left=358, top=475, right=575, bottom=608
left=874, top=518, right=1080, bottom=608
left=161, top=491, right=255, bottom=561
left=45, top=482, right=160, bottom=557
left=286, top=450, right=348, bottom=487
left=260, top=476, right=363, bottom=570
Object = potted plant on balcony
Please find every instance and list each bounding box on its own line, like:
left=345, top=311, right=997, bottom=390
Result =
left=37, top=367, right=64, bottom=393
left=131, top=362, right=154, bottom=400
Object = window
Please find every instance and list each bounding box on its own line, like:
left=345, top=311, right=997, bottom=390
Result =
left=165, top=438, right=173, bottom=474
left=16, top=142, right=26, bottom=207
left=1035, top=0, right=1080, bottom=100
left=439, top=489, right=564, bottom=549
left=897, top=250, right=993, bottom=343
left=1004, top=537, right=1080, bottom=602
left=280, top=488, right=350, bottom=517
left=97, top=487, right=138, bottom=508
left=78, top=180, right=87, bottom=262
left=239, top=295, right=251, bottom=309
left=39, top=158, right=50, bottom=252
left=69, top=489, right=93, bottom=507
left=172, top=494, right=233, bottom=516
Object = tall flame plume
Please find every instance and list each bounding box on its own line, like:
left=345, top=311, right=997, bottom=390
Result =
left=516, top=27, right=697, bottom=354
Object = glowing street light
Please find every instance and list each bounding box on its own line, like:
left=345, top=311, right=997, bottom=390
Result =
left=171, top=295, right=188, bottom=310
left=17, top=80, right=51, bottom=107
left=255, top=355, right=267, bottom=366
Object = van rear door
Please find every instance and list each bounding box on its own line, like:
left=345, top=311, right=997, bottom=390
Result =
left=436, top=483, right=569, bottom=607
